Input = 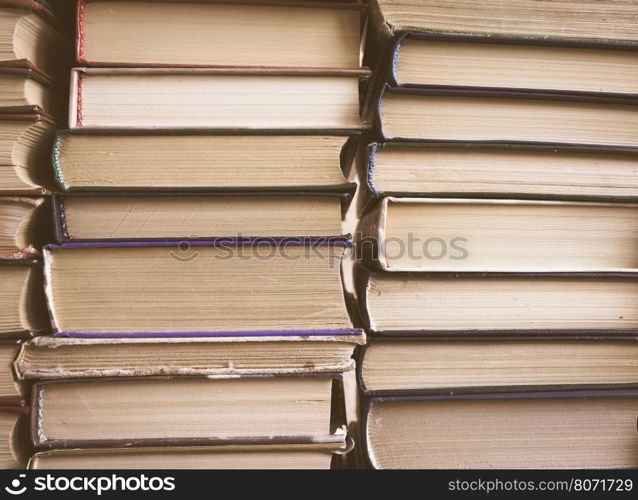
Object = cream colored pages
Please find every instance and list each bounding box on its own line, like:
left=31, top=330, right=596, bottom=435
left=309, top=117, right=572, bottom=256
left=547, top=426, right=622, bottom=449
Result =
left=366, top=275, right=638, bottom=331
left=371, top=146, right=638, bottom=198
left=56, top=134, right=348, bottom=189
left=380, top=199, right=638, bottom=271
left=38, top=377, right=333, bottom=441
left=377, top=0, right=638, bottom=42
left=63, top=196, right=343, bottom=239
left=77, top=73, right=362, bottom=129
left=83, top=2, right=361, bottom=67
left=367, top=397, right=638, bottom=468
left=396, top=40, right=638, bottom=93
left=46, top=245, right=352, bottom=333
left=31, top=449, right=333, bottom=469
left=381, top=94, right=638, bottom=146
left=362, top=341, right=638, bottom=391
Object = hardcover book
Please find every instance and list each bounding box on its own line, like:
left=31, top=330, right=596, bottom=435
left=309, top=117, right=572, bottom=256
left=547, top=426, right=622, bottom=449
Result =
left=75, top=0, right=365, bottom=69
left=0, top=0, right=72, bottom=82
left=31, top=373, right=349, bottom=449
left=375, top=87, right=638, bottom=145
left=0, top=197, right=50, bottom=258
left=69, top=68, right=371, bottom=129
left=52, top=130, right=359, bottom=192
left=0, top=68, right=64, bottom=120
left=363, top=390, right=638, bottom=469
left=0, top=114, right=57, bottom=195
left=16, top=333, right=365, bottom=380
left=370, top=0, right=638, bottom=44
left=43, top=240, right=360, bottom=337
left=359, top=270, right=638, bottom=335
left=366, top=142, right=638, bottom=200
left=0, top=259, right=49, bottom=336
left=360, top=197, right=638, bottom=272
left=52, top=192, right=353, bottom=242
left=359, top=337, right=638, bottom=396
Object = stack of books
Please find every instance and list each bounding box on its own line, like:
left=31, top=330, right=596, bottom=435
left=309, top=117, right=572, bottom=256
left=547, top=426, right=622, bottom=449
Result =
left=358, top=0, right=638, bottom=469
left=20, top=0, right=369, bottom=469
left=0, top=0, right=70, bottom=468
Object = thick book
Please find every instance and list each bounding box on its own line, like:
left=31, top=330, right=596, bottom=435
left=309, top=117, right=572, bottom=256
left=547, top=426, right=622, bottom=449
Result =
left=52, top=192, right=353, bottom=243
left=0, top=197, right=50, bottom=258
left=69, top=67, right=371, bottom=129
left=0, top=407, right=28, bottom=468
left=375, top=86, right=638, bottom=146
left=76, top=0, right=364, bottom=69
left=359, top=197, right=638, bottom=272
left=386, top=33, right=638, bottom=94
left=43, top=240, right=360, bottom=337
left=362, top=389, right=638, bottom=469
left=359, top=269, right=638, bottom=335
left=0, top=260, right=49, bottom=337
left=0, top=339, right=23, bottom=402
left=52, top=130, right=359, bottom=192
left=358, top=337, right=638, bottom=396
left=0, top=68, right=64, bottom=120
left=16, top=333, right=365, bottom=380
left=31, top=372, right=349, bottom=449
left=29, top=442, right=347, bottom=469
left=370, top=0, right=638, bottom=45
left=366, top=142, right=638, bottom=200
left=0, top=114, right=57, bottom=195
left=0, top=0, right=72, bottom=83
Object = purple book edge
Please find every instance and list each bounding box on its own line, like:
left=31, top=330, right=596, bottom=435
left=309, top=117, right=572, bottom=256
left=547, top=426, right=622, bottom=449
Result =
left=53, top=329, right=365, bottom=339
left=44, top=239, right=353, bottom=249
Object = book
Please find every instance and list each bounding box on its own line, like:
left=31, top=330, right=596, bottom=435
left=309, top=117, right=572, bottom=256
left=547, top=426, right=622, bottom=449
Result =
left=69, top=68, right=370, bottom=129
left=0, top=0, right=72, bottom=82
left=363, top=390, right=638, bottom=469
left=43, top=241, right=359, bottom=337
left=0, top=68, right=64, bottom=120
left=370, top=0, right=638, bottom=44
left=52, top=131, right=358, bottom=191
left=76, top=0, right=364, bottom=69
left=0, top=408, right=26, bottom=468
left=31, top=373, right=348, bottom=448
left=52, top=193, right=351, bottom=242
left=375, top=88, right=638, bottom=145
left=0, top=339, right=22, bottom=403
left=0, top=114, right=57, bottom=194
left=29, top=443, right=344, bottom=469
left=0, top=260, right=49, bottom=336
left=387, top=34, right=638, bottom=94
left=366, top=143, right=638, bottom=200
left=0, top=197, right=49, bottom=258
left=0, top=338, right=27, bottom=469
left=359, top=338, right=638, bottom=395
left=360, top=198, right=638, bottom=272
left=16, top=333, right=365, bottom=379
left=360, top=271, right=638, bottom=334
